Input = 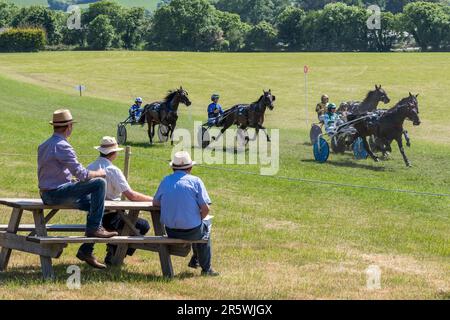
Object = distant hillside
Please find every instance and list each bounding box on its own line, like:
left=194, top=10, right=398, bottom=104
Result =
left=6, top=0, right=161, bottom=11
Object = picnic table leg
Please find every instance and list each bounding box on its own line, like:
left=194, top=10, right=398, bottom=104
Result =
left=0, top=208, right=23, bottom=271
left=33, top=209, right=54, bottom=280
left=111, top=210, right=139, bottom=266
left=151, top=210, right=174, bottom=278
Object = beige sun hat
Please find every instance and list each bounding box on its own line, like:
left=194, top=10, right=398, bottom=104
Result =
left=95, top=136, right=124, bottom=155
left=170, top=151, right=196, bottom=170
left=49, top=109, right=77, bottom=127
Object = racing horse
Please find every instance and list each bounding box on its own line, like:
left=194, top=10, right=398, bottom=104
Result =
left=139, top=87, right=191, bottom=145
left=338, top=85, right=390, bottom=117
left=349, top=93, right=421, bottom=167
left=211, top=90, right=275, bottom=143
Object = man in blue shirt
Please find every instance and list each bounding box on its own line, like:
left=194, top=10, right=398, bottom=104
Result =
left=153, top=151, right=219, bottom=277
left=129, top=97, right=143, bottom=122
left=207, top=94, right=224, bottom=126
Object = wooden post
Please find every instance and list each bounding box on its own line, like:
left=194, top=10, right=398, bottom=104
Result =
left=121, top=146, right=131, bottom=201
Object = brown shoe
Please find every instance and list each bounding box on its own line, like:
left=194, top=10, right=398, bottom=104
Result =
left=76, top=251, right=106, bottom=269
left=86, top=226, right=118, bottom=238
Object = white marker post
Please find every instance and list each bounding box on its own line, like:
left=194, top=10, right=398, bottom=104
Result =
left=75, top=85, right=86, bottom=97
left=304, top=65, right=309, bottom=127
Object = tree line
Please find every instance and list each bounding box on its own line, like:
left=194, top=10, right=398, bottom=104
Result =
left=0, top=0, right=449, bottom=52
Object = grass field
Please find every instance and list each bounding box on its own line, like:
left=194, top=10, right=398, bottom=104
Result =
left=6, top=0, right=160, bottom=10
left=0, top=52, right=448, bottom=300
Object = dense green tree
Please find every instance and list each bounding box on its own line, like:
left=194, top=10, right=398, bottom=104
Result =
left=82, top=0, right=125, bottom=31
left=215, top=10, right=251, bottom=51
left=294, top=0, right=364, bottom=10
left=311, top=3, right=369, bottom=51
left=0, top=1, right=18, bottom=28
left=245, top=21, right=278, bottom=51
left=148, top=0, right=223, bottom=51
left=87, top=14, right=115, bottom=49
left=276, top=6, right=306, bottom=50
left=10, top=5, right=62, bottom=44
left=402, top=1, right=450, bottom=50
left=213, top=0, right=291, bottom=24
left=367, top=11, right=402, bottom=51
left=121, top=7, right=147, bottom=49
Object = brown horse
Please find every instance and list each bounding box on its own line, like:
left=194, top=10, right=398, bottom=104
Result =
left=211, top=90, right=276, bottom=143
left=349, top=93, right=421, bottom=167
left=338, top=84, right=390, bottom=116
left=139, top=87, right=191, bottom=145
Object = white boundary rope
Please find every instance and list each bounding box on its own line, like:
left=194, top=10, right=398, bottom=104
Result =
left=2, top=152, right=449, bottom=198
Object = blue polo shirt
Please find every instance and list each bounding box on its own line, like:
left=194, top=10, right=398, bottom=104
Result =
left=207, top=103, right=224, bottom=118
left=154, top=171, right=211, bottom=229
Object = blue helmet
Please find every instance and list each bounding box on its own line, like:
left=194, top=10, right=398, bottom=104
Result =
left=327, top=103, right=337, bottom=111
left=211, top=94, right=220, bottom=101
left=135, top=97, right=143, bottom=103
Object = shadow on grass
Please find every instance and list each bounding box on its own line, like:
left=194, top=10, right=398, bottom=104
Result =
left=0, top=263, right=196, bottom=285
left=301, top=159, right=387, bottom=172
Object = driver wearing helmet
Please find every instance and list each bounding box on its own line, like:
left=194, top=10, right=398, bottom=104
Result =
left=316, top=94, right=329, bottom=122
left=129, top=97, right=144, bottom=122
left=207, top=94, right=224, bottom=126
left=323, top=103, right=343, bottom=136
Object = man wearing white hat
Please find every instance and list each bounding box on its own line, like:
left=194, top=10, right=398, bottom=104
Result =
left=82, top=136, right=153, bottom=266
left=38, top=109, right=118, bottom=269
left=153, top=151, right=218, bottom=276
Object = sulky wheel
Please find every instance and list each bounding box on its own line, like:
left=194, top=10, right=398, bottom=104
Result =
left=117, top=124, right=127, bottom=145
left=310, top=124, right=323, bottom=145
left=353, top=137, right=369, bottom=160
left=313, top=137, right=330, bottom=163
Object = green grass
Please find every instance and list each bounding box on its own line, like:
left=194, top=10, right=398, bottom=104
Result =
left=6, top=0, right=160, bottom=10
left=0, top=52, right=448, bottom=299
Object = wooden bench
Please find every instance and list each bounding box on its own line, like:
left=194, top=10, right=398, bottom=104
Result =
left=0, top=198, right=207, bottom=280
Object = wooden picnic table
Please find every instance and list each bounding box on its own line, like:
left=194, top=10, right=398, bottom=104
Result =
left=0, top=198, right=206, bottom=280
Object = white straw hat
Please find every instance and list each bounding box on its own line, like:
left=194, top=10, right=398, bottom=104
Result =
left=95, top=136, right=124, bottom=155
left=49, top=109, right=77, bottom=127
left=170, top=151, right=196, bottom=170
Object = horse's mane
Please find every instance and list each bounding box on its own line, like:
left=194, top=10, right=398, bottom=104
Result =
left=164, top=90, right=178, bottom=102
left=363, top=89, right=377, bottom=102
left=252, top=95, right=264, bottom=105
left=386, top=96, right=413, bottom=113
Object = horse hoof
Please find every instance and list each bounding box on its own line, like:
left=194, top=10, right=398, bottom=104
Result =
left=407, top=163, right=412, bottom=167
left=374, top=157, right=380, bottom=162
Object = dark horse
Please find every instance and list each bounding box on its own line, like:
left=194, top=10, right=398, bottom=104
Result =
left=338, top=84, right=390, bottom=116
left=349, top=93, right=421, bottom=167
left=139, top=87, right=191, bottom=145
left=212, top=90, right=275, bottom=143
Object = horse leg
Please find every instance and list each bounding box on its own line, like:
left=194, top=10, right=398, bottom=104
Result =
left=260, top=125, right=271, bottom=142
left=148, top=121, right=153, bottom=145
left=152, top=123, right=157, bottom=144
left=212, top=126, right=228, bottom=142
left=396, top=137, right=411, bottom=167
left=403, top=130, right=411, bottom=147
left=170, top=125, right=175, bottom=146
left=362, top=136, right=379, bottom=162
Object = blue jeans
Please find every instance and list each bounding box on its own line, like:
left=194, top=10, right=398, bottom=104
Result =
left=40, top=178, right=106, bottom=231
left=79, top=212, right=150, bottom=256
left=166, top=220, right=212, bottom=272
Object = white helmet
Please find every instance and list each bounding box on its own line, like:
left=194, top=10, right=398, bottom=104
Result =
left=135, top=97, right=143, bottom=103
